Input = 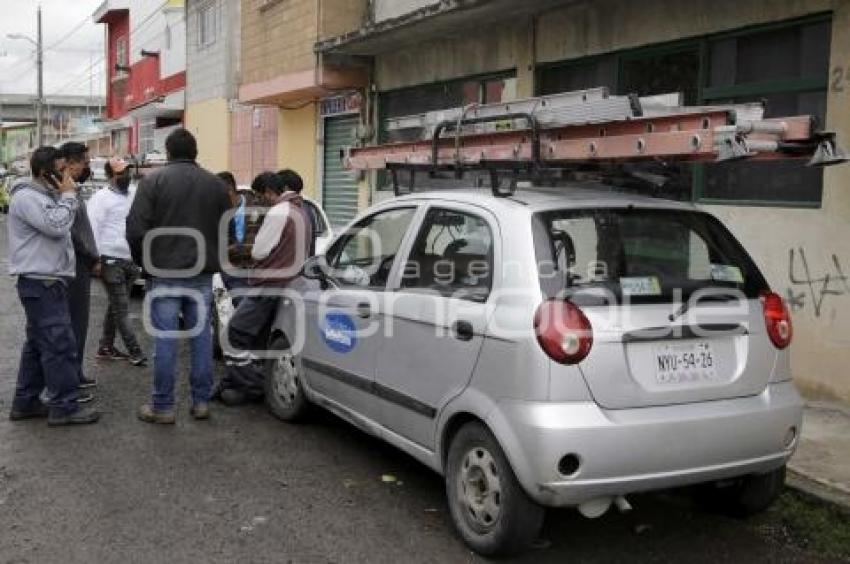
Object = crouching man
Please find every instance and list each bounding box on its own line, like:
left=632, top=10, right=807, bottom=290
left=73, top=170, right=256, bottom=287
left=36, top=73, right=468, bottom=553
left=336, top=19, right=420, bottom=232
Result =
left=7, top=147, right=100, bottom=426
left=217, top=170, right=312, bottom=406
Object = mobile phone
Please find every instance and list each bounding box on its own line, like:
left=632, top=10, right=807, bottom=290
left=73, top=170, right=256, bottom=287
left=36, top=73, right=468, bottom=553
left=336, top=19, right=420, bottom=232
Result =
left=45, top=169, right=62, bottom=188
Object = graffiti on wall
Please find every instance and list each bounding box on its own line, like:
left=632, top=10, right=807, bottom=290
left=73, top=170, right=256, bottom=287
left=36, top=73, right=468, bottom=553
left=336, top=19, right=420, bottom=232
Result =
left=787, top=248, right=850, bottom=317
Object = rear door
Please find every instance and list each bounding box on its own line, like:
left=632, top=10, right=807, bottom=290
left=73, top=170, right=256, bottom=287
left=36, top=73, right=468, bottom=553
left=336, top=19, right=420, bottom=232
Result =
left=376, top=205, right=497, bottom=449
left=536, top=207, right=775, bottom=409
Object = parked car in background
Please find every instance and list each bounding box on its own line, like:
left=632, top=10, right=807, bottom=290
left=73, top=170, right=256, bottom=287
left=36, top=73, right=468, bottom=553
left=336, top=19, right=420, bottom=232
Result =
left=263, top=185, right=803, bottom=557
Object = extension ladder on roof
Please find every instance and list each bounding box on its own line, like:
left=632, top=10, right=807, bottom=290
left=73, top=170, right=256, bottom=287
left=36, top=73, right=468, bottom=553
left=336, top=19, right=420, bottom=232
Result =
left=345, top=87, right=848, bottom=197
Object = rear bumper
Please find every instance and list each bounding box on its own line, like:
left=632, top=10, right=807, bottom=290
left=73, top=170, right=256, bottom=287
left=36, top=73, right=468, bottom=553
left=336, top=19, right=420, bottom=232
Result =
left=492, top=381, right=803, bottom=507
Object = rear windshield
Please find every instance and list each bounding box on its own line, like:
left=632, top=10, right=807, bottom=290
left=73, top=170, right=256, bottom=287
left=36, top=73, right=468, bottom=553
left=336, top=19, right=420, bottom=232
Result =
left=533, top=208, right=768, bottom=304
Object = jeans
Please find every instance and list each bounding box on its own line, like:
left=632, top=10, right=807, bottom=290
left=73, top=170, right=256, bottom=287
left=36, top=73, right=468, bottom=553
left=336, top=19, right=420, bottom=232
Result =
left=99, top=258, right=143, bottom=356
left=148, top=275, right=214, bottom=411
left=13, top=277, right=81, bottom=416
left=222, top=294, right=279, bottom=398
left=68, top=257, right=91, bottom=383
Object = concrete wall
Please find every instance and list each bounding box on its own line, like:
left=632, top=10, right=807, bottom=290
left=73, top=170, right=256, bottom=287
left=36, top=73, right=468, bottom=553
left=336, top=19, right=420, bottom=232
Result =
left=240, top=0, right=318, bottom=85
left=131, top=0, right=186, bottom=76
left=185, top=97, right=231, bottom=171
left=319, top=0, right=367, bottom=39
left=372, top=0, right=439, bottom=23
left=278, top=103, right=319, bottom=200
left=374, top=19, right=530, bottom=93
left=187, top=0, right=238, bottom=103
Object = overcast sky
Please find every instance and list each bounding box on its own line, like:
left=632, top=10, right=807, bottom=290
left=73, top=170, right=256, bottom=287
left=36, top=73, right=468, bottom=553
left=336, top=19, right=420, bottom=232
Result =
left=0, top=0, right=105, bottom=98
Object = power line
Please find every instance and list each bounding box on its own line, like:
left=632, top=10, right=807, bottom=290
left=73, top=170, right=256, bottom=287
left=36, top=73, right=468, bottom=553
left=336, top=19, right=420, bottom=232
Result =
left=44, top=14, right=91, bottom=52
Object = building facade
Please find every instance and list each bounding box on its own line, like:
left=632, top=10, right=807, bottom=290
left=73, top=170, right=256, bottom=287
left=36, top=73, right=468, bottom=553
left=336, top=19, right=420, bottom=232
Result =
left=235, top=0, right=369, bottom=220
left=312, top=0, right=850, bottom=404
left=94, top=0, right=186, bottom=158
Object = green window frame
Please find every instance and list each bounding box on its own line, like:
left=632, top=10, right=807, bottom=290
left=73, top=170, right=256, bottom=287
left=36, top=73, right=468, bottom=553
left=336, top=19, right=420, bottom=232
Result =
left=536, top=12, right=832, bottom=208
left=375, top=70, right=518, bottom=191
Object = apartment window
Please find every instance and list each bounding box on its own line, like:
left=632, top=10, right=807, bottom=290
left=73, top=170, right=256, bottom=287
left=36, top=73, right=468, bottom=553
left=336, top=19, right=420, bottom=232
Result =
left=537, top=15, right=832, bottom=207
left=700, top=19, right=830, bottom=206
left=138, top=119, right=156, bottom=156
left=380, top=72, right=517, bottom=141
left=198, top=2, right=218, bottom=48
left=115, top=36, right=128, bottom=67
left=376, top=73, right=517, bottom=190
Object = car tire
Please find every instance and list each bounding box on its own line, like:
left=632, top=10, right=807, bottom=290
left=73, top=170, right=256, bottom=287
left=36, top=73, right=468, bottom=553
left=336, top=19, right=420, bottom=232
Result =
left=264, top=334, right=310, bottom=422
left=695, top=465, right=786, bottom=517
left=445, top=422, right=544, bottom=557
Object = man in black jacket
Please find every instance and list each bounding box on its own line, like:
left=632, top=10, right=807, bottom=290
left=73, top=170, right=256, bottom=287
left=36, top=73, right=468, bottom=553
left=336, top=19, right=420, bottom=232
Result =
left=59, top=142, right=100, bottom=398
left=126, top=129, right=231, bottom=424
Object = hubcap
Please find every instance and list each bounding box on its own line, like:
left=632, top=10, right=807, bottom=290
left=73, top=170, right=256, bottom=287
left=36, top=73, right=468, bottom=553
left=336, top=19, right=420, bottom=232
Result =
left=457, top=446, right=502, bottom=531
left=272, top=352, right=300, bottom=405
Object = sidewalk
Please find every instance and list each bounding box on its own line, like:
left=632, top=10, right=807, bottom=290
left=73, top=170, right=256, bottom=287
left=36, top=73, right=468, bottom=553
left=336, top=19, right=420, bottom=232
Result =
left=787, top=401, right=850, bottom=510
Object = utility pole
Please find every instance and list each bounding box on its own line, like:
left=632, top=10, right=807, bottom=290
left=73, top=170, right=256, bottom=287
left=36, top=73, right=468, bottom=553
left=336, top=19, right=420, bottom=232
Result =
left=36, top=5, right=43, bottom=146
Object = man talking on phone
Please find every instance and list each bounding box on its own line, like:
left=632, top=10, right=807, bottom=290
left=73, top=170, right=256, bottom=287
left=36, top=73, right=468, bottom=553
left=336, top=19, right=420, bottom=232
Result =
left=6, top=146, right=100, bottom=425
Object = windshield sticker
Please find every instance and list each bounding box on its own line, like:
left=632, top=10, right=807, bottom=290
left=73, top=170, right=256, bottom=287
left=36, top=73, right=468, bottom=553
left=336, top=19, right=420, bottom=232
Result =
left=710, top=264, right=745, bottom=284
left=620, top=276, right=662, bottom=296
left=320, top=312, right=357, bottom=354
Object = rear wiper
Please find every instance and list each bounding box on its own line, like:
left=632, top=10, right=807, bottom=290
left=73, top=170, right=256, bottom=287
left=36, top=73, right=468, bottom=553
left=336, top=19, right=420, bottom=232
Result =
left=668, top=294, right=738, bottom=322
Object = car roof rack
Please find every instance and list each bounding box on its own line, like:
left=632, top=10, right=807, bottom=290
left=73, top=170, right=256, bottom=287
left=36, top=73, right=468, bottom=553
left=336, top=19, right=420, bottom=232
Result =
left=345, top=87, right=848, bottom=197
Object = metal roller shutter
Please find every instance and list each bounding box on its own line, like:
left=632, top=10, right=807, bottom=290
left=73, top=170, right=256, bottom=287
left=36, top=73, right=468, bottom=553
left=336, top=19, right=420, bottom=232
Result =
left=322, top=115, right=359, bottom=228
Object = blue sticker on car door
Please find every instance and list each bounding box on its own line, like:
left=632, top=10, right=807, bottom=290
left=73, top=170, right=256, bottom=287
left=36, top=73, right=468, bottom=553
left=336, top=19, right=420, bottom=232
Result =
left=320, top=312, right=358, bottom=354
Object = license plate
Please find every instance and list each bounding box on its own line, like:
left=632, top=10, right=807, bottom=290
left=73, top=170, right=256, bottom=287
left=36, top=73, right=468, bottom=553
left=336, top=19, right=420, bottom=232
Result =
left=654, top=341, right=717, bottom=385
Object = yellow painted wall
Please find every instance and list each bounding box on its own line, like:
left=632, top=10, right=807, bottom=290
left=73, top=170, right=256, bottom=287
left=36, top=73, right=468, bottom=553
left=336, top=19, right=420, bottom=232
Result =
left=185, top=97, right=231, bottom=173
left=278, top=102, right=319, bottom=200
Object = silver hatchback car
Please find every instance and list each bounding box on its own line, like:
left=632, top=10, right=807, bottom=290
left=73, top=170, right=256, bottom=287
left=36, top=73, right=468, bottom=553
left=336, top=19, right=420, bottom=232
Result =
left=263, top=185, right=802, bottom=556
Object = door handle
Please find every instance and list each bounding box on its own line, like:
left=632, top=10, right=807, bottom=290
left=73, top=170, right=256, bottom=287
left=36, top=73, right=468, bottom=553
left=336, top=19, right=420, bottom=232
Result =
left=452, top=320, right=474, bottom=342
left=356, top=302, right=372, bottom=319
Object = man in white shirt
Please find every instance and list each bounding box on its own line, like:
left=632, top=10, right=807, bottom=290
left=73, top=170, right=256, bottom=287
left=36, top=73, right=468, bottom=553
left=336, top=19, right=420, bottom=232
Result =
left=87, top=158, right=147, bottom=366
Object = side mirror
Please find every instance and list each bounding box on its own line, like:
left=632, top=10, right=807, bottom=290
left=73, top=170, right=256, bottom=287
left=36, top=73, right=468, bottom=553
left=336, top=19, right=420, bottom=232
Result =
left=302, top=255, right=336, bottom=289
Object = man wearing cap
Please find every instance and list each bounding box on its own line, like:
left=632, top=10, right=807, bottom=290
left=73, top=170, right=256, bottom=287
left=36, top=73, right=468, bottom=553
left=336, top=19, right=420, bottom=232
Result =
left=87, top=157, right=148, bottom=366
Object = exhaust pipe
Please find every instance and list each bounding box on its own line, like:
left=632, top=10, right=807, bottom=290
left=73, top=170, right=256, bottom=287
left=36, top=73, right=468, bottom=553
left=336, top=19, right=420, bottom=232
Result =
left=578, top=496, right=632, bottom=519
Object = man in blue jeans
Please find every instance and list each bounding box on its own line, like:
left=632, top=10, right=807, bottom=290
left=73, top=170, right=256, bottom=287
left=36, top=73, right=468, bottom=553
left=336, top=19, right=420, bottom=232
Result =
left=7, top=146, right=100, bottom=426
left=126, top=129, right=231, bottom=424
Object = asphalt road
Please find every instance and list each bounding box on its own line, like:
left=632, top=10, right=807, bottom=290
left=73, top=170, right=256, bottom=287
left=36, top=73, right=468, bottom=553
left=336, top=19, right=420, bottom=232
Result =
left=0, top=214, right=842, bottom=564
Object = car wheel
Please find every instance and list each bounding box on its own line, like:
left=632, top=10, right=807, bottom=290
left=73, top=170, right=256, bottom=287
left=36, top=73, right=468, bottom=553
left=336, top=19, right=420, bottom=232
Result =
left=445, top=422, right=544, bottom=557
left=264, top=334, right=310, bottom=422
left=695, top=465, right=786, bottom=517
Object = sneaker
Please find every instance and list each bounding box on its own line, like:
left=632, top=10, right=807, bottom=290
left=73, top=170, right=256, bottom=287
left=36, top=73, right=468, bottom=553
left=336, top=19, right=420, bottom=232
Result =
left=9, top=402, right=49, bottom=421
left=128, top=354, right=148, bottom=367
left=79, top=375, right=97, bottom=389
left=96, top=346, right=128, bottom=360
left=47, top=406, right=101, bottom=426
left=190, top=403, right=210, bottom=420
left=137, top=404, right=176, bottom=425
left=77, top=392, right=95, bottom=404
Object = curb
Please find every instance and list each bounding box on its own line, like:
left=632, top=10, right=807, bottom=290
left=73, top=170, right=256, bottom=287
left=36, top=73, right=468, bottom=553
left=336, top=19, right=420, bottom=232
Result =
left=787, top=467, right=850, bottom=515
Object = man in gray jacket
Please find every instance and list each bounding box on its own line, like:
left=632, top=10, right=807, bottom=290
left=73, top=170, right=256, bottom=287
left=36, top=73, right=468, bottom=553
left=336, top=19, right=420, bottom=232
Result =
left=7, top=146, right=100, bottom=425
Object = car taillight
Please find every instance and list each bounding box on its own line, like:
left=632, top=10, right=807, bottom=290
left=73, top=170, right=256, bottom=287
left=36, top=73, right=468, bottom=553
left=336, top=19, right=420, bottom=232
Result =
left=761, top=291, right=793, bottom=349
left=534, top=299, right=593, bottom=364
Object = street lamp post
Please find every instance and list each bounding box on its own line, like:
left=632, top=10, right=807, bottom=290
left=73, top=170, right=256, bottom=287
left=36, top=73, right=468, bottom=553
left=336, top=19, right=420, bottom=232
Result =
left=7, top=5, right=44, bottom=146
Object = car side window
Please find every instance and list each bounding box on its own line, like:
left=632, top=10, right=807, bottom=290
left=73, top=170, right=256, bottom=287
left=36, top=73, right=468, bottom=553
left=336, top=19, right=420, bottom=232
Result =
left=400, top=207, right=494, bottom=302
left=326, top=207, right=416, bottom=289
